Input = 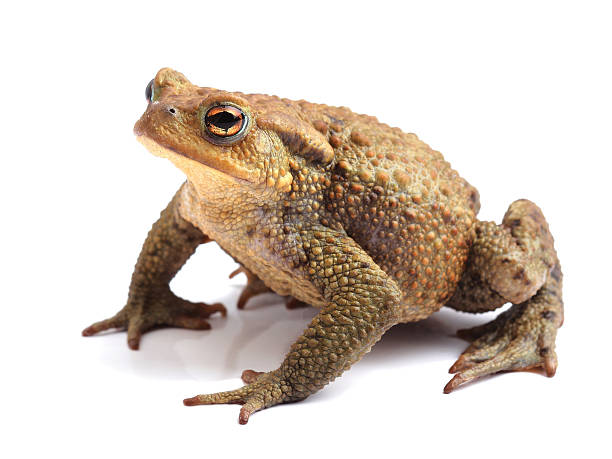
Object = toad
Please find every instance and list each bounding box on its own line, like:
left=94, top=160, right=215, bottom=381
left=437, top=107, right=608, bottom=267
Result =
left=83, top=68, right=563, bottom=424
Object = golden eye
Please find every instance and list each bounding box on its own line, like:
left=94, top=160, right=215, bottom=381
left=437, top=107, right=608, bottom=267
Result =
left=204, top=105, right=246, bottom=138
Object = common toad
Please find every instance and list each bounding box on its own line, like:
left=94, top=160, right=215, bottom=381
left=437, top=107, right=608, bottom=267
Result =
left=83, top=68, right=563, bottom=424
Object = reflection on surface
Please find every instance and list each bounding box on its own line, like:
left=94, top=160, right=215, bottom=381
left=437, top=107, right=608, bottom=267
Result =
left=92, top=284, right=506, bottom=389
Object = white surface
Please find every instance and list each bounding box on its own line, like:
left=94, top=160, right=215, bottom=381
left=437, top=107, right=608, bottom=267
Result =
left=2, top=1, right=610, bottom=458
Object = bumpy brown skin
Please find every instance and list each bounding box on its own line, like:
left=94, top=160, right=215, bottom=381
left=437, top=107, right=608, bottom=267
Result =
left=83, top=68, right=563, bottom=424
left=82, top=189, right=226, bottom=349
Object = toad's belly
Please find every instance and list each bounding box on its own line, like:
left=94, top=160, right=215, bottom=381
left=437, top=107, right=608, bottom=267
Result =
left=219, top=234, right=326, bottom=308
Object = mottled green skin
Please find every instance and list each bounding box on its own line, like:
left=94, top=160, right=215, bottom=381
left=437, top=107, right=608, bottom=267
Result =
left=83, top=68, right=563, bottom=424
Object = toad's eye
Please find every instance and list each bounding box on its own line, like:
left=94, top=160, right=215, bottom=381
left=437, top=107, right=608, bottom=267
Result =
left=145, top=79, right=155, bottom=102
left=204, top=105, right=246, bottom=138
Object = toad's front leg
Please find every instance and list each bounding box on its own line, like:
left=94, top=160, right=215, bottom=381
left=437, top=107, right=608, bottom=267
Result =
left=82, top=185, right=226, bottom=349
left=184, top=226, right=401, bottom=424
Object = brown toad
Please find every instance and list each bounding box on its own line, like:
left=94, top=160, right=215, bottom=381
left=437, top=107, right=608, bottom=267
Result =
left=83, top=68, right=563, bottom=424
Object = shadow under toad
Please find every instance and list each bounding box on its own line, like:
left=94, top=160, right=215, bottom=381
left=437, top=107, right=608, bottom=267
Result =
left=91, top=284, right=503, bottom=395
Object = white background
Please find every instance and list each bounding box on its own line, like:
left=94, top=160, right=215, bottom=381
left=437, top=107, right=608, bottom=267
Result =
left=2, top=1, right=610, bottom=457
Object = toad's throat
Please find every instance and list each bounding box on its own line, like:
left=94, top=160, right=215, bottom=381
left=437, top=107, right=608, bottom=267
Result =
left=135, top=134, right=251, bottom=186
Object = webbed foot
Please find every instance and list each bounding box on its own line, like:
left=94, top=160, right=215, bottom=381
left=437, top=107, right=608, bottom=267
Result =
left=82, top=288, right=226, bottom=350
left=444, top=293, right=562, bottom=393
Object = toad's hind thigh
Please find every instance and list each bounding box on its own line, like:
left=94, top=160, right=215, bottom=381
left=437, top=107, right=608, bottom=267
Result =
left=447, top=199, right=556, bottom=313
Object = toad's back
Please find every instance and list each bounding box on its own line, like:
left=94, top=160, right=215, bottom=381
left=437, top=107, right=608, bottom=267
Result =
left=291, top=100, right=480, bottom=320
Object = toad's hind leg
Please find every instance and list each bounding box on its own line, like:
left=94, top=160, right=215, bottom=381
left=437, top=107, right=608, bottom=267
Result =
left=445, top=199, right=563, bottom=392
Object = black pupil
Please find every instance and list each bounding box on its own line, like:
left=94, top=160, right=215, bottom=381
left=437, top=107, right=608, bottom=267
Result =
left=145, top=79, right=154, bottom=102
left=208, top=110, right=240, bottom=131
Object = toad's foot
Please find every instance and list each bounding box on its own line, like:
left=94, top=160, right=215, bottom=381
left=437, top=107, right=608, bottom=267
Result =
left=183, top=369, right=299, bottom=425
left=284, top=297, right=309, bottom=309
left=82, top=288, right=226, bottom=350
left=444, top=287, right=562, bottom=393
left=229, top=266, right=272, bottom=309
left=229, top=265, right=309, bottom=310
